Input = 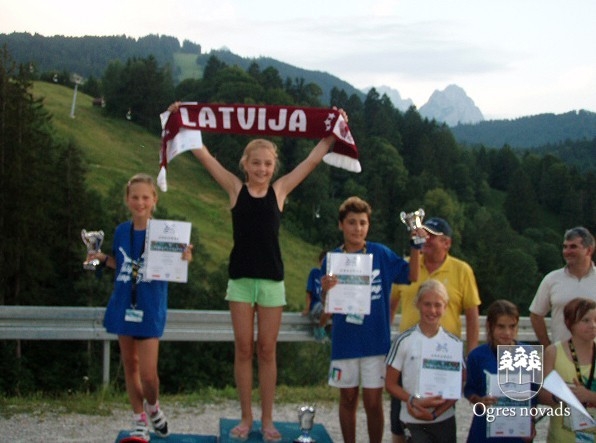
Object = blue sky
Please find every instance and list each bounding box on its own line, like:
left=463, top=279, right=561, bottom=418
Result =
left=2, top=0, right=595, bottom=119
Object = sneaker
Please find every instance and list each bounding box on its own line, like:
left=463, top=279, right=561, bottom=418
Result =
left=313, top=326, right=329, bottom=343
left=309, top=302, right=323, bottom=322
left=144, top=400, right=170, bottom=438
left=129, top=414, right=150, bottom=442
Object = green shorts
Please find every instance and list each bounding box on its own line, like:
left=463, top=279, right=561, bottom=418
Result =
left=226, top=278, right=287, bottom=307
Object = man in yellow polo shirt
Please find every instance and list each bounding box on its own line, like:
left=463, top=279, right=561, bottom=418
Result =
left=388, top=217, right=481, bottom=443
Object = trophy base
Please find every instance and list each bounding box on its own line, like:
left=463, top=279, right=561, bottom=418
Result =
left=83, top=259, right=100, bottom=271
left=294, top=435, right=316, bottom=443
left=412, top=237, right=426, bottom=245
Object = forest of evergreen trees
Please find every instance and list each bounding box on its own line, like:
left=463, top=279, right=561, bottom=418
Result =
left=452, top=110, right=596, bottom=150
left=1, top=44, right=594, bottom=395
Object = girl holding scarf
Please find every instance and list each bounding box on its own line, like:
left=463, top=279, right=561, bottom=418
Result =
left=169, top=102, right=348, bottom=442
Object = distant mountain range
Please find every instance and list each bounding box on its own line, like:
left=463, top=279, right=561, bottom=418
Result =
left=363, top=85, right=414, bottom=111
left=364, top=84, right=484, bottom=127
left=451, top=109, right=596, bottom=149
left=2, top=32, right=594, bottom=152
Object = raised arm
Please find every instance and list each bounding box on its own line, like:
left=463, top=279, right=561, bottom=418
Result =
left=406, top=227, right=425, bottom=283
left=273, top=107, right=349, bottom=205
left=166, top=101, right=242, bottom=204
left=272, top=134, right=335, bottom=206
left=408, top=247, right=421, bottom=283
left=192, top=147, right=242, bottom=205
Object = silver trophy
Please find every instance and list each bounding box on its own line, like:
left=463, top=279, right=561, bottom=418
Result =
left=294, top=405, right=316, bottom=443
left=81, top=229, right=104, bottom=270
left=400, top=208, right=426, bottom=245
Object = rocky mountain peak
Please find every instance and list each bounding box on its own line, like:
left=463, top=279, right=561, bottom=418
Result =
left=363, top=85, right=414, bottom=112
left=419, top=84, right=484, bottom=126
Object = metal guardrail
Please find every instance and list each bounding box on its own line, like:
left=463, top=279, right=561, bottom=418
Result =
left=0, top=306, right=543, bottom=385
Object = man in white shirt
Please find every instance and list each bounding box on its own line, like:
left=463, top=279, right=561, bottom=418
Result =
left=529, top=226, right=596, bottom=346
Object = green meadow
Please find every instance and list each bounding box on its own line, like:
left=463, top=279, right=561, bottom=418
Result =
left=32, top=81, right=321, bottom=308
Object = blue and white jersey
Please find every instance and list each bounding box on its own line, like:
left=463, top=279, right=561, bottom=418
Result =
left=323, top=241, right=410, bottom=360
left=103, top=221, right=168, bottom=338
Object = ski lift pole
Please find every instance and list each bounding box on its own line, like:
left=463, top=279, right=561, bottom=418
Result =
left=70, top=76, right=81, bottom=119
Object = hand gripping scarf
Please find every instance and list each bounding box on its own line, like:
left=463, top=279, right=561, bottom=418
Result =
left=157, top=103, right=361, bottom=191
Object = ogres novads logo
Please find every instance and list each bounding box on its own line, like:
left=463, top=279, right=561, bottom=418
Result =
left=497, top=345, right=543, bottom=401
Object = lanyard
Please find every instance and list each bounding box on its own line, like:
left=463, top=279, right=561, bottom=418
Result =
left=129, top=222, right=145, bottom=308
left=568, top=339, right=596, bottom=401
left=341, top=243, right=367, bottom=254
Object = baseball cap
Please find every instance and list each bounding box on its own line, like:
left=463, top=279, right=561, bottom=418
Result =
left=422, top=217, right=453, bottom=237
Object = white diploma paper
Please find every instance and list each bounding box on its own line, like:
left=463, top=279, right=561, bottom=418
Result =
left=144, top=219, right=192, bottom=283
left=543, top=371, right=596, bottom=432
left=324, top=252, right=373, bottom=315
left=485, top=371, right=532, bottom=438
left=418, top=338, right=463, bottom=399
left=543, top=371, right=593, bottom=419
left=565, top=405, right=596, bottom=434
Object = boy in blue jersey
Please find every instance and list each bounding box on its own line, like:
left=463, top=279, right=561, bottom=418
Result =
left=319, top=196, right=420, bottom=443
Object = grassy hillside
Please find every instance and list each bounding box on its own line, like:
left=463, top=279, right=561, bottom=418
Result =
left=32, top=81, right=320, bottom=309
left=173, top=53, right=202, bottom=81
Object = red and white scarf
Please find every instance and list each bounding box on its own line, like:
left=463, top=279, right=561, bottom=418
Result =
left=157, top=103, right=361, bottom=191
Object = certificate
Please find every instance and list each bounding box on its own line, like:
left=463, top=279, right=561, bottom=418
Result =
left=144, top=219, right=192, bottom=282
left=324, top=252, right=373, bottom=315
left=564, top=405, right=596, bottom=433
left=544, top=370, right=596, bottom=432
left=485, top=371, right=532, bottom=438
left=418, top=337, right=463, bottom=399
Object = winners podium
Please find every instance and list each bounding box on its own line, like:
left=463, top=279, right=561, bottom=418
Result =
left=115, top=418, right=332, bottom=443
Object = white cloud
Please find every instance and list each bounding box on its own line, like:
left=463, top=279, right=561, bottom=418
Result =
left=1, top=0, right=594, bottom=118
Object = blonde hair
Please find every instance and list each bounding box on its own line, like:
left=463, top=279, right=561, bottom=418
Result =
left=415, top=279, right=449, bottom=305
left=239, top=139, right=280, bottom=178
left=126, top=173, right=158, bottom=212
left=126, top=173, right=157, bottom=195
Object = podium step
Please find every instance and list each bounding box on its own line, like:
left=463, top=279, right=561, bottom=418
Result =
left=115, top=431, right=217, bottom=442
left=219, top=417, right=332, bottom=442
left=114, top=417, right=333, bottom=442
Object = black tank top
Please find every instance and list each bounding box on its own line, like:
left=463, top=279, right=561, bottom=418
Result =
left=228, top=185, right=283, bottom=281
